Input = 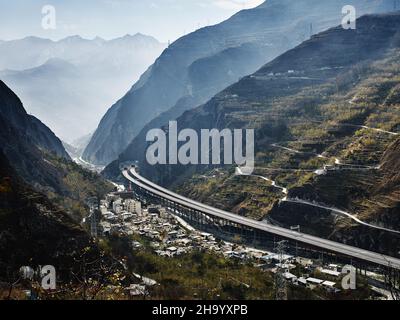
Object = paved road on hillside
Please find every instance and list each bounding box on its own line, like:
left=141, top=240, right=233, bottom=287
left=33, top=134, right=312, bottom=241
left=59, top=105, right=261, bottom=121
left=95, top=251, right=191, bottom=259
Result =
left=123, top=168, right=400, bottom=269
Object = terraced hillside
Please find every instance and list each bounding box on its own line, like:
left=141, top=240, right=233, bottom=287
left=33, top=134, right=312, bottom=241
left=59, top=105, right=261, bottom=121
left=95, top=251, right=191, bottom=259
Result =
left=110, top=13, right=400, bottom=255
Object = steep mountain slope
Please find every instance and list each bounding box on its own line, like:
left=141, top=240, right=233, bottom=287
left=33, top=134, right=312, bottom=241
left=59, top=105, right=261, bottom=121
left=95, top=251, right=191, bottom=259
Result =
left=0, top=149, right=90, bottom=280
left=0, top=81, right=112, bottom=221
left=106, top=11, right=400, bottom=180
left=0, top=80, right=69, bottom=161
left=0, top=81, right=130, bottom=298
left=0, top=34, right=166, bottom=142
left=379, top=138, right=400, bottom=192
left=107, top=13, right=400, bottom=255
left=85, top=0, right=395, bottom=165
left=0, top=150, right=136, bottom=299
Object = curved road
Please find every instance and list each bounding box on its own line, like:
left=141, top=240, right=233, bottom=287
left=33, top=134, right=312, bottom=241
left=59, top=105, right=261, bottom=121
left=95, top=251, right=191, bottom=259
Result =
left=235, top=168, right=399, bottom=234
left=123, top=168, right=400, bottom=269
left=282, top=198, right=400, bottom=235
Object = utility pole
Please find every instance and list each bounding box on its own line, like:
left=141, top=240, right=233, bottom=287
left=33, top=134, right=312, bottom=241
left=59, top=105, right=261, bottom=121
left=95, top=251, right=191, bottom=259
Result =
left=275, top=240, right=288, bottom=300
left=291, top=225, right=301, bottom=258
left=385, top=263, right=400, bottom=300
left=90, top=205, right=98, bottom=238
left=87, top=196, right=99, bottom=239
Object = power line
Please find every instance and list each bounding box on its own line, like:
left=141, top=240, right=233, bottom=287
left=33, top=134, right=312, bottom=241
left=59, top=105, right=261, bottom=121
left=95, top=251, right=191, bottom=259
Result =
left=275, top=240, right=288, bottom=300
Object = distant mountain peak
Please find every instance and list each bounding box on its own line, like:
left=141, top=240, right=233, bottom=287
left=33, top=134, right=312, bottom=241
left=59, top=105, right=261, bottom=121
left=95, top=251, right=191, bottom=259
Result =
left=40, top=58, right=78, bottom=73
left=59, top=35, right=86, bottom=43
left=20, top=36, right=54, bottom=43
left=1, top=34, right=162, bottom=47
left=44, top=57, right=73, bottom=66
left=113, top=33, right=161, bottom=43
left=133, top=32, right=152, bottom=38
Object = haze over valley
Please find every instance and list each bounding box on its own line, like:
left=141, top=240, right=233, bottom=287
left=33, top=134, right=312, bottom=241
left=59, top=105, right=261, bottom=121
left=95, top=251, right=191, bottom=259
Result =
left=0, top=34, right=166, bottom=143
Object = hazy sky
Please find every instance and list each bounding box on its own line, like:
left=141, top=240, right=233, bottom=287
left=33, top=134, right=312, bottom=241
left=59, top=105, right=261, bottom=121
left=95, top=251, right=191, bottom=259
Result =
left=0, top=0, right=265, bottom=42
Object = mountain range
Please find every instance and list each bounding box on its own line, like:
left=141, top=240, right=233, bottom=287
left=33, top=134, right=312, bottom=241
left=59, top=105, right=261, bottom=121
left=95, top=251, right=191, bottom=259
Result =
left=1, top=1, right=400, bottom=298
left=0, top=34, right=166, bottom=143
left=104, top=12, right=400, bottom=255
left=83, top=0, right=396, bottom=165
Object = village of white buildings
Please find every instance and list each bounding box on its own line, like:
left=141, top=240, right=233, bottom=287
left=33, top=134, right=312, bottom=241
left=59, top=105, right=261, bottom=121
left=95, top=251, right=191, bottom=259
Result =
left=83, top=187, right=391, bottom=299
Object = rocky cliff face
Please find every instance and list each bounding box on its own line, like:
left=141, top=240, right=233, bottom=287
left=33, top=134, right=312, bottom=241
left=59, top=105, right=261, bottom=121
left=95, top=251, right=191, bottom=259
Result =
left=86, top=0, right=395, bottom=166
